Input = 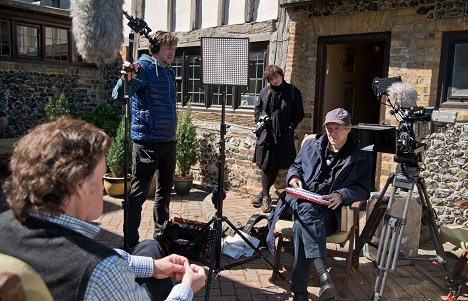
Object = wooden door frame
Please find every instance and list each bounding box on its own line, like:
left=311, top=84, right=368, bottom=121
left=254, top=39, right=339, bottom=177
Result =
left=314, top=32, right=392, bottom=130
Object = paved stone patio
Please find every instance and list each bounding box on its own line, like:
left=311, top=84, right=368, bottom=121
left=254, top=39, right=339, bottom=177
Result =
left=96, top=189, right=468, bottom=301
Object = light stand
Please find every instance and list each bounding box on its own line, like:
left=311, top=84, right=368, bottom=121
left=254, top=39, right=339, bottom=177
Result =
left=121, top=12, right=151, bottom=250
left=179, top=37, right=284, bottom=301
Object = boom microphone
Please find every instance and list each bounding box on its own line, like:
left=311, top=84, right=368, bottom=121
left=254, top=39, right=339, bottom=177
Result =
left=71, top=0, right=124, bottom=65
left=387, top=81, right=418, bottom=109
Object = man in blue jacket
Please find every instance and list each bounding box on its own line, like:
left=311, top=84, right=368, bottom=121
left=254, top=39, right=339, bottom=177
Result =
left=287, top=108, right=372, bottom=301
left=112, top=31, right=178, bottom=249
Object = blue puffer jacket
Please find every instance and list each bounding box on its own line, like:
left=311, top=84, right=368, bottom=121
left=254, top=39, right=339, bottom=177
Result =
left=112, top=54, right=177, bottom=142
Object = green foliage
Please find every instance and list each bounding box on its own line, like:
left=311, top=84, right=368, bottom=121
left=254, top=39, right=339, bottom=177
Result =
left=80, top=104, right=120, bottom=138
left=106, top=118, right=132, bottom=178
left=176, top=102, right=199, bottom=177
left=44, top=92, right=74, bottom=119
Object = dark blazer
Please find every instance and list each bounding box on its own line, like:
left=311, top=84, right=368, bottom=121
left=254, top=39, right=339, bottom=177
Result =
left=254, top=81, right=304, bottom=147
left=266, top=133, right=372, bottom=254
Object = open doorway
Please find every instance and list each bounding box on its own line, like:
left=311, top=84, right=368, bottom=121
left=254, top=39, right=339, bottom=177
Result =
left=315, top=32, right=391, bottom=190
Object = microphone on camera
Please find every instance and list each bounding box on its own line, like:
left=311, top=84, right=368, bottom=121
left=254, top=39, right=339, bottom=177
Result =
left=71, top=0, right=124, bottom=65
left=387, top=81, right=418, bottom=109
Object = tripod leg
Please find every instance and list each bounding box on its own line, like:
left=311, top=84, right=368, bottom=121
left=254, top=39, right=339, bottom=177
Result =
left=417, top=180, right=461, bottom=298
left=222, top=218, right=285, bottom=279
left=204, top=218, right=223, bottom=301
left=352, top=173, right=395, bottom=269
left=373, top=179, right=414, bottom=300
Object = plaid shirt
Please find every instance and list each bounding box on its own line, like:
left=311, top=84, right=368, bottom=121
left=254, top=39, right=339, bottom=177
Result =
left=36, top=213, right=192, bottom=301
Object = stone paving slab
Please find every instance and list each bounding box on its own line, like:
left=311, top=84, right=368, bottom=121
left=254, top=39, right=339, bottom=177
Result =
left=99, top=189, right=468, bottom=301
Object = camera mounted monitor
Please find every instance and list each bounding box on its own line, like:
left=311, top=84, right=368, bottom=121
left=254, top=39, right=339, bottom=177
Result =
left=372, top=76, right=402, bottom=96
left=351, top=124, right=397, bottom=154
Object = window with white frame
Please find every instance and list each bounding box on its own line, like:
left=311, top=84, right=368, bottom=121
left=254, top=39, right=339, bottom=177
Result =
left=175, top=43, right=267, bottom=109
left=241, top=49, right=267, bottom=108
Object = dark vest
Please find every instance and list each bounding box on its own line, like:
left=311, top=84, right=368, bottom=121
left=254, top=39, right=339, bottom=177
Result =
left=131, top=59, right=177, bottom=142
left=0, top=210, right=118, bottom=301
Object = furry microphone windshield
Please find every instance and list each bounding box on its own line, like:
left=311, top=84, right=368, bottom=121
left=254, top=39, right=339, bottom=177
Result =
left=71, top=0, right=124, bottom=65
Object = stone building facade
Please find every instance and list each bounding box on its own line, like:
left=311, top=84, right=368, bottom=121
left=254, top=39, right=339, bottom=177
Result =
left=0, top=1, right=120, bottom=138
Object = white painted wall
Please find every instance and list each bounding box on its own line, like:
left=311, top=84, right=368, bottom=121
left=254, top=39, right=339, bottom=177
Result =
left=145, top=0, right=170, bottom=32
left=200, top=0, right=219, bottom=29
left=174, top=0, right=192, bottom=32
left=224, top=0, right=245, bottom=25
left=254, top=0, right=278, bottom=22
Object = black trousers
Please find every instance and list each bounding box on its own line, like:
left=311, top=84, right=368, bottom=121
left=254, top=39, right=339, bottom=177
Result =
left=132, top=240, right=173, bottom=301
left=124, top=141, right=176, bottom=247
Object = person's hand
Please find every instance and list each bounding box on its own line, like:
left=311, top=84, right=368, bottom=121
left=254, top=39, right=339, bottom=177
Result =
left=181, top=261, right=206, bottom=294
left=120, top=61, right=139, bottom=81
left=324, top=192, right=343, bottom=210
left=152, top=254, right=188, bottom=280
left=289, top=176, right=303, bottom=189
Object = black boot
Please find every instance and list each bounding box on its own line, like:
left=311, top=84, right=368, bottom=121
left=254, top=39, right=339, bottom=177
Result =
left=292, top=291, right=308, bottom=301
left=318, top=272, right=337, bottom=300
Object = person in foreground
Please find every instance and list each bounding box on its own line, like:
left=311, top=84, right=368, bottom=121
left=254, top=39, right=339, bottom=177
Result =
left=287, top=108, right=372, bottom=301
left=0, top=116, right=206, bottom=301
left=252, top=64, right=304, bottom=213
left=112, top=31, right=178, bottom=248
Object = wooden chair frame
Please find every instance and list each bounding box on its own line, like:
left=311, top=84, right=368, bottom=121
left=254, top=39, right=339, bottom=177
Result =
left=272, top=200, right=362, bottom=295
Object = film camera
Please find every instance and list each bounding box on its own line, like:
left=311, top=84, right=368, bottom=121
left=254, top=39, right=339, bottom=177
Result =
left=353, top=77, right=458, bottom=166
left=252, top=115, right=271, bottom=135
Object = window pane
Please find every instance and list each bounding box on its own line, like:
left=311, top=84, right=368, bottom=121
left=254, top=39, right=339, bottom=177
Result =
left=45, top=26, right=68, bottom=61
left=172, top=56, right=183, bottom=103
left=0, top=19, right=11, bottom=56
left=448, top=42, right=468, bottom=99
left=188, top=55, right=204, bottom=105
left=210, top=86, right=233, bottom=107
left=241, top=50, right=266, bottom=108
left=17, top=24, right=38, bottom=57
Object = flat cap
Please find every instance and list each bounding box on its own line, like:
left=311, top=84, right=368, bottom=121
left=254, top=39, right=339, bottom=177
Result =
left=323, top=108, right=352, bottom=126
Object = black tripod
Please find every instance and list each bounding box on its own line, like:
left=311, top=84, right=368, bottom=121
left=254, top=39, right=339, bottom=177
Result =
left=351, top=162, right=461, bottom=300
left=181, top=91, right=284, bottom=301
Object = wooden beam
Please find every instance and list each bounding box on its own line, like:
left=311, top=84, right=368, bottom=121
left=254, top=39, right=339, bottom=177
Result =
left=245, top=0, right=255, bottom=23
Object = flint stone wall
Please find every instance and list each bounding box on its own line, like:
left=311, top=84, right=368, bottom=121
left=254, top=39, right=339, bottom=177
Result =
left=422, top=123, right=468, bottom=226
left=0, top=61, right=120, bottom=138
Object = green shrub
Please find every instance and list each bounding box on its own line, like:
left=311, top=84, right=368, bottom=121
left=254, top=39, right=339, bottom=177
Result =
left=176, top=102, right=199, bottom=177
left=44, top=92, right=74, bottom=119
left=80, top=104, right=120, bottom=138
left=106, top=118, right=132, bottom=177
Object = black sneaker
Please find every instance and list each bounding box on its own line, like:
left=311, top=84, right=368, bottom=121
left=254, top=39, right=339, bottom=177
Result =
left=318, top=272, right=337, bottom=300
left=261, top=196, right=272, bottom=213
left=251, top=193, right=263, bottom=208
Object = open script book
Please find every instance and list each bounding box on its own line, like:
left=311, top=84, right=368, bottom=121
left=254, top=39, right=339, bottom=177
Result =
left=285, top=187, right=331, bottom=205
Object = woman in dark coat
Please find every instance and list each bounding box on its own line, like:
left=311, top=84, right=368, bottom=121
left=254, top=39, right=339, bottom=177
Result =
left=252, top=65, right=304, bottom=213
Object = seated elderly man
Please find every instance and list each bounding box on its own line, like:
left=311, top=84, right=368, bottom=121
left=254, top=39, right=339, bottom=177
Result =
left=0, top=116, right=206, bottom=301
left=286, top=108, right=372, bottom=301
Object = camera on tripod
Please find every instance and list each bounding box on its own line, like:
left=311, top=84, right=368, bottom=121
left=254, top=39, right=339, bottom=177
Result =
left=252, top=115, right=271, bottom=135
left=353, top=77, right=458, bottom=166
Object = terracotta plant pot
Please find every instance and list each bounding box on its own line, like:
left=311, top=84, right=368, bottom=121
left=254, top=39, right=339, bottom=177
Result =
left=173, top=175, right=193, bottom=196
left=103, top=173, right=131, bottom=197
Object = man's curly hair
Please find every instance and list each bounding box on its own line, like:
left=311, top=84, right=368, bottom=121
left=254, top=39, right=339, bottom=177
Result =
left=2, top=116, right=110, bottom=223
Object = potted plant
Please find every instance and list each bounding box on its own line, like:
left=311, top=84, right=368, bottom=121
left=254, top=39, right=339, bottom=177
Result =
left=174, top=102, right=199, bottom=195
left=103, top=118, right=132, bottom=197
left=44, top=92, right=75, bottom=119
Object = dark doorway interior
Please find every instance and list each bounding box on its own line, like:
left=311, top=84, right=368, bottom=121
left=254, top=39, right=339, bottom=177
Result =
left=315, top=33, right=391, bottom=190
